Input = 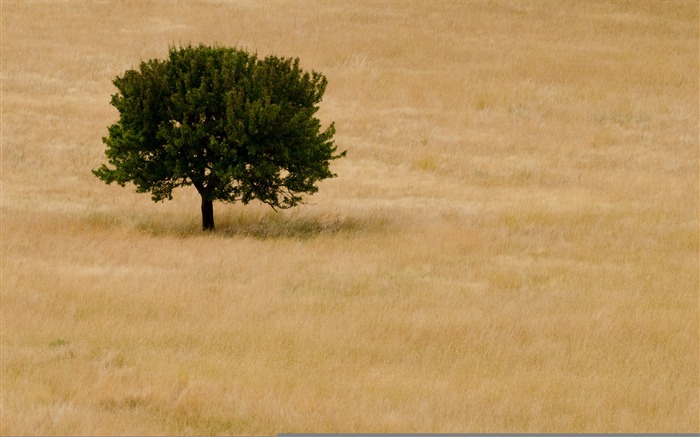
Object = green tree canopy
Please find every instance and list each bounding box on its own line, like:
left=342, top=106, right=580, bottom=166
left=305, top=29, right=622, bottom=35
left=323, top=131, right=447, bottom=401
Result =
left=94, top=44, right=344, bottom=230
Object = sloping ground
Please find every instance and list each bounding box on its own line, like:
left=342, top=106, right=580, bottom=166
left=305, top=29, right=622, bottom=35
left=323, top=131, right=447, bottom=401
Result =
left=1, top=1, right=698, bottom=433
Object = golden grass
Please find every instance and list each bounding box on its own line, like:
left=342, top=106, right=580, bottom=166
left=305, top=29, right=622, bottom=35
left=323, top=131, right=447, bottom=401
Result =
left=1, top=0, right=698, bottom=434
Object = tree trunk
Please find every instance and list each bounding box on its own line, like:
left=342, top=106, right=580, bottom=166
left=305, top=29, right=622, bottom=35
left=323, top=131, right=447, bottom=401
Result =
left=201, top=198, right=214, bottom=231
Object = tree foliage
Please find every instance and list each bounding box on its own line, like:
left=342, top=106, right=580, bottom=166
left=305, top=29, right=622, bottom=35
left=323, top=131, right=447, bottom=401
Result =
left=94, top=44, right=344, bottom=230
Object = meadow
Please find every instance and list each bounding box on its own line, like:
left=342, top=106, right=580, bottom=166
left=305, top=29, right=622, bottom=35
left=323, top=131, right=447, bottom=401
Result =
left=1, top=0, right=698, bottom=434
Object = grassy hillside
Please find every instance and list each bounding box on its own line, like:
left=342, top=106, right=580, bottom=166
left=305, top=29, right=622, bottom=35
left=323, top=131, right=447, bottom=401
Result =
left=1, top=0, right=698, bottom=434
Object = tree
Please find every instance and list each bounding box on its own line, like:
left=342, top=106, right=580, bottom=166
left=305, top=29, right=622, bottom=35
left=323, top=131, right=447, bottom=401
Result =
left=94, top=44, right=345, bottom=231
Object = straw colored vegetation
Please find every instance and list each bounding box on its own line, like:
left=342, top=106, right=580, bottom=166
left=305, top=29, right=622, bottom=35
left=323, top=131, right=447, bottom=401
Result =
left=1, top=0, right=698, bottom=434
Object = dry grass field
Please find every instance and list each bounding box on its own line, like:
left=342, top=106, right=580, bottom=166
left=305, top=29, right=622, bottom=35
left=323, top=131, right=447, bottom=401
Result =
left=1, top=0, right=698, bottom=434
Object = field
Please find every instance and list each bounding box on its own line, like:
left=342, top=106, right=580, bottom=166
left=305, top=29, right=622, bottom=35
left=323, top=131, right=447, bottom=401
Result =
left=1, top=0, right=698, bottom=434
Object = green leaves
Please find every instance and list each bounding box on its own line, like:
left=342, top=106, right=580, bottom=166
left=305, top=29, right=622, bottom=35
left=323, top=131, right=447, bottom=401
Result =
left=94, top=44, right=344, bottom=212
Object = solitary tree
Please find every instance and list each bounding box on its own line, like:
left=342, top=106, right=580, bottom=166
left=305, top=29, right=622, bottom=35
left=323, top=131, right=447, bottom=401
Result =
left=94, top=44, right=344, bottom=230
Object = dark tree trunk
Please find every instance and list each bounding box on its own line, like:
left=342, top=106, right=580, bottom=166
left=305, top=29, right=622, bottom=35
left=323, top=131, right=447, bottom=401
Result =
left=201, top=198, right=214, bottom=231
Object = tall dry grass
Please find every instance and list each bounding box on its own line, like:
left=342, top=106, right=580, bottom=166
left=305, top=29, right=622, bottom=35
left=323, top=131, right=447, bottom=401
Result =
left=1, top=0, right=698, bottom=434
